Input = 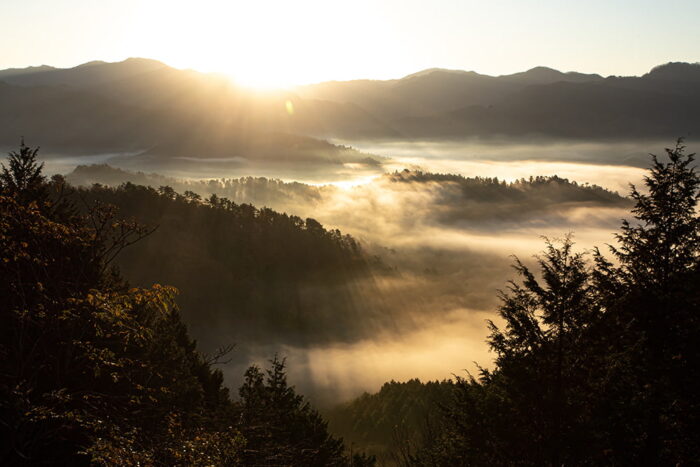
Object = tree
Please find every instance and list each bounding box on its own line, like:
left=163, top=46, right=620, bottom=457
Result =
left=592, top=139, right=700, bottom=463
left=238, top=356, right=372, bottom=466
left=431, top=237, right=597, bottom=465
left=413, top=140, right=699, bottom=465
left=0, top=144, right=243, bottom=465
left=0, top=142, right=378, bottom=465
left=0, top=139, right=47, bottom=205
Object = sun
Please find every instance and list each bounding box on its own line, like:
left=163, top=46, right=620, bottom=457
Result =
left=223, top=62, right=300, bottom=90
left=127, top=0, right=398, bottom=89
left=129, top=0, right=341, bottom=89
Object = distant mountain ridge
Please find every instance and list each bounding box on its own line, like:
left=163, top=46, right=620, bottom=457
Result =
left=1, top=58, right=699, bottom=159
left=0, top=57, right=169, bottom=87
left=0, top=64, right=56, bottom=79
left=296, top=62, right=700, bottom=139
left=0, top=58, right=393, bottom=162
left=499, top=66, right=604, bottom=84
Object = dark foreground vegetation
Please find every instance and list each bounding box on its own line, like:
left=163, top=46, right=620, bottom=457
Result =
left=1, top=138, right=698, bottom=465
left=0, top=143, right=375, bottom=465
left=332, top=140, right=700, bottom=465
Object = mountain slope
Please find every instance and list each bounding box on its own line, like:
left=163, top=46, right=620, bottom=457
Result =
left=2, top=59, right=699, bottom=151
left=296, top=65, right=604, bottom=120
left=298, top=62, right=700, bottom=139
left=396, top=70, right=700, bottom=139
left=0, top=58, right=396, bottom=157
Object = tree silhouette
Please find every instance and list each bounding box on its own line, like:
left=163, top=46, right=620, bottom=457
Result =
left=592, top=138, right=700, bottom=463
left=238, top=356, right=373, bottom=466
left=0, top=139, right=46, bottom=204
left=0, top=143, right=374, bottom=465
left=411, top=140, right=699, bottom=465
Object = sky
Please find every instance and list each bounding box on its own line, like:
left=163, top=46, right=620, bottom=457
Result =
left=2, top=0, right=700, bottom=88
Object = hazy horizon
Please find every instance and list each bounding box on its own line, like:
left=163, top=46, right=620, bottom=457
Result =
left=2, top=55, right=699, bottom=89
left=3, top=0, right=700, bottom=88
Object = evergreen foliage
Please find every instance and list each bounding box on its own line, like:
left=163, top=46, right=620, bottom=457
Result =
left=72, top=181, right=378, bottom=346
left=238, top=356, right=374, bottom=466
left=0, top=139, right=46, bottom=205
left=0, top=143, right=371, bottom=466
left=2, top=138, right=697, bottom=465
left=325, top=379, right=454, bottom=464
left=408, top=140, right=699, bottom=465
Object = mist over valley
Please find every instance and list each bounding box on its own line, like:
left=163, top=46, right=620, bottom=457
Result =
left=2, top=22, right=699, bottom=462
left=4, top=57, right=692, bottom=404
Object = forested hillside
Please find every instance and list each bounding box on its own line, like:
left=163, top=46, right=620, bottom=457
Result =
left=66, top=163, right=629, bottom=226
left=332, top=140, right=699, bottom=466
left=0, top=143, right=375, bottom=465
left=2, top=139, right=697, bottom=465
left=325, top=380, right=454, bottom=464
left=71, top=180, right=386, bottom=346
left=385, top=169, right=627, bottom=225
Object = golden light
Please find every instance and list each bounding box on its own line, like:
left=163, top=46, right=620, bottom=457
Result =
left=128, top=0, right=397, bottom=89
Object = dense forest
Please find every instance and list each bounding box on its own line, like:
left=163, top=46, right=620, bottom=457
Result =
left=1, top=139, right=698, bottom=465
left=72, top=181, right=385, bottom=347
left=57, top=164, right=631, bottom=353
left=329, top=140, right=700, bottom=465
left=0, top=143, right=375, bottom=465
left=325, top=380, right=454, bottom=464
left=384, top=169, right=627, bottom=225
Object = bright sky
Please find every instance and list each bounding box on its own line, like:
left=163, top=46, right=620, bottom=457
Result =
left=3, top=0, right=700, bottom=88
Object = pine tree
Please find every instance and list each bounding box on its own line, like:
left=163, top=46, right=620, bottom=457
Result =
left=0, top=139, right=47, bottom=205
left=594, top=139, right=700, bottom=463
left=238, top=356, right=360, bottom=466
left=414, top=141, right=699, bottom=465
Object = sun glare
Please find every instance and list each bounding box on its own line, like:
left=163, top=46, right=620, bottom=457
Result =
left=129, top=0, right=392, bottom=88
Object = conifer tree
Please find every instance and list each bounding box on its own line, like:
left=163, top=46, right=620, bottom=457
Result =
left=413, top=140, right=699, bottom=466
left=593, top=139, right=699, bottom=463
left=0, top=139, right=47, bottom=204
left=238, top=356, right=370, bottom=466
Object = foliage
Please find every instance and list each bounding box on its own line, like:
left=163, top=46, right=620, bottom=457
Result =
left=409, top=140, right=699, bottom=466
left=0, top=143, right=371, bottom=465
left=238, top=356, right=375, bottom=466
left=70, top=180, right=382, bottom=347
left=0, top=139, right=46, bottom=205
left=0, top=149, right=242, bottom=464
left=325, top=379, right=453, bottom=463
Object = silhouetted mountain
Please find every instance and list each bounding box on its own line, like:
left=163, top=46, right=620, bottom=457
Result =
left=2, top=59, right=699, bottom=156
left=0, top=58, right=391, bottom=161
left=0, top=64, right=55, bottom=79
left=299, top=62, right=700, bottom=139
left=396, top=73, right=700, bottom=139
left=296, top=65, right=603, bottom=120
left=0, top=57, right=169, bottom=87
left=644, top=62, right=700, bottom=81
left=500, top=66, right=603, bottom=84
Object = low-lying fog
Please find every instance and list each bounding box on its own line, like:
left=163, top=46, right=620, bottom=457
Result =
left=49, top=138, right=685, bottom=405
left=40, top=139, right=653, bottom=192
